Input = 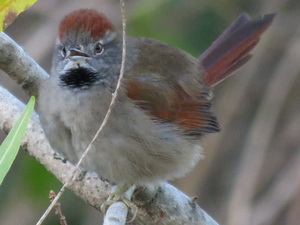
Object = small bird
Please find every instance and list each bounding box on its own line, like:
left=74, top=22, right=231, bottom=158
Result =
left=38, top=9, right=274, bottom=187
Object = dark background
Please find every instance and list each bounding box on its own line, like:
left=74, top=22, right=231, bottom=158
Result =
left=0, top=0, right=299, bottom=224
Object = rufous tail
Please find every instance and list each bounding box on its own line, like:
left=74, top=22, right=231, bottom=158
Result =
left=200, top=13, right=275, bottom=88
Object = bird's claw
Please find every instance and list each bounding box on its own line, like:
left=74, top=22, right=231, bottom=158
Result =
left=100, top=184, right=138, bottom=220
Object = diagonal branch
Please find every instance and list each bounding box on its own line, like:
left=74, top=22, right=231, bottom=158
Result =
left=0, top=33, right=48, bottom=97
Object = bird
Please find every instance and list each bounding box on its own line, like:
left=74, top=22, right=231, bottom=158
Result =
left=38, top=9, right=274, bottom=196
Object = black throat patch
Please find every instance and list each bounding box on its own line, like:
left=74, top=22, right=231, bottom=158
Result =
left=60, top=67, right=99, bottom=89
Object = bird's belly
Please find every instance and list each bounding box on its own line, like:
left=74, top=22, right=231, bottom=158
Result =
left=67, top=107, right=203, bottom=184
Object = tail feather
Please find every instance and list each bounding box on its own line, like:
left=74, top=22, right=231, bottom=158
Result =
left=200, top=13, right=275, bottom=87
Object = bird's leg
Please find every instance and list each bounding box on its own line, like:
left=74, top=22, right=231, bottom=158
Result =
left=100, top=183, right=137, bottom=215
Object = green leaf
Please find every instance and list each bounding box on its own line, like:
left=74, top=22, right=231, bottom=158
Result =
left=0, top=96, right=35, bottom=185
left=0, top=0, right=38, bottom=31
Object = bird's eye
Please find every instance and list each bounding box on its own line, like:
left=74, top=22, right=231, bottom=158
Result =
left=94, top=42, right=104, bottom=55
left=61, top=46, right=67, bottom=57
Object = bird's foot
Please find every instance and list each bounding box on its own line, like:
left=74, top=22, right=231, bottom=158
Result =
left=100, top=183, right=138, bottom=217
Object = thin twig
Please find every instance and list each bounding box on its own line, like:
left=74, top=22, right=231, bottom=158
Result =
left=35, top=1, right=127, bottom=224
left=103, top=1, right=128, bottom=224
left=49, top=190, right=68, bottom=225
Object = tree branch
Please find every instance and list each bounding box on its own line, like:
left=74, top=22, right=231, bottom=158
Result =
left=0, top=33, right=48, bottom=97
left=0, top=31, right=219, bottom=225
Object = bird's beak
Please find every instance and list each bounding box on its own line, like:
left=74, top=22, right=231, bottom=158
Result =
left=67, top=48, right=91, bottom=58
left=62, top=48, right=92, bottom=72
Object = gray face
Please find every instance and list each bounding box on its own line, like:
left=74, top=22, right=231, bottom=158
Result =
left=52, top=30, right=122, bottom=91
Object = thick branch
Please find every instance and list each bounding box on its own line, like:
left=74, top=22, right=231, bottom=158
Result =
left=0, top=32, right=48, bottom=97
left=0, top=32, right=219, bottom=225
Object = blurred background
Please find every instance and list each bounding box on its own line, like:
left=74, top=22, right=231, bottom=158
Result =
left=0, top=0, right=299, bottom=224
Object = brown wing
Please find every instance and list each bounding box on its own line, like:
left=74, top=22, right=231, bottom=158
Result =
left=125, top=78, right=219, bottom=135
left=124, top=38, right=219, bottom=136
